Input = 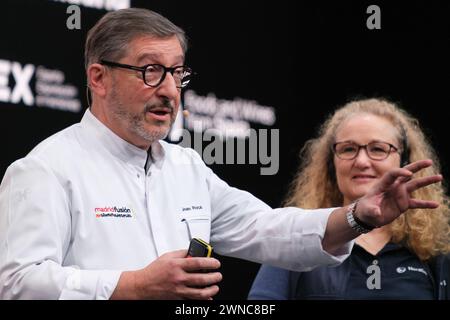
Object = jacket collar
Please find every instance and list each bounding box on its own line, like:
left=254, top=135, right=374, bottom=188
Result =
left=80, top=109, right=165, bottom=170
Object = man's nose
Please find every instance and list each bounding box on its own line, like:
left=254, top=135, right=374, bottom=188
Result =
left=156, top=72, right=180, bottom=100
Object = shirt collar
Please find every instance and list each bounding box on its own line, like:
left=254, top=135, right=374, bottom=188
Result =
left=80, top=109, right=165, bottom=170
left=354, top=241, right=404, bottom=256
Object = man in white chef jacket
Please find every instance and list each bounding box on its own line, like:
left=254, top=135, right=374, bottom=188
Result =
left=0, top=8, right=442, bottom=300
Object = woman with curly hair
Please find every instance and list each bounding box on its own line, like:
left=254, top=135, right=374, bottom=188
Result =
left=249, top=98, right=450, bottom=299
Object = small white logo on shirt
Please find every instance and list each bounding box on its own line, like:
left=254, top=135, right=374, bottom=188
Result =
left=396, top=266, right=428, bottom=276
left=396, top=267, right=407, bottom=273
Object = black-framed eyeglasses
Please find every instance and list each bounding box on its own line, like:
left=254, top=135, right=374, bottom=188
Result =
left=332, top=141, right=400, bottom=160
left=100, top=60, right=193, bottom=89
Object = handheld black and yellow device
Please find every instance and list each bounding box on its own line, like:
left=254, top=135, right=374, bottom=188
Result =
left=186, top=238, right=213, bottom=258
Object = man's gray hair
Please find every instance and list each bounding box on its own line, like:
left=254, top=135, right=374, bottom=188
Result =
left=84, top=8, right=187, bottom=70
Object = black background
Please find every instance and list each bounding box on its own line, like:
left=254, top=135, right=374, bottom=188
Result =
left=1, top=0, right=449, bottom=300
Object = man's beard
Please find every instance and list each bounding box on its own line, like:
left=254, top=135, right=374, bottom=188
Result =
left=109, top=85, right=175, bottom=144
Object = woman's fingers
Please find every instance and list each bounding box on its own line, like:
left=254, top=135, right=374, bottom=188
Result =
left=408, top=199, right=440, bottom=209
left=402, top=159, right=433, bottom=173
left=406, top=175, right=442, bottom=193
left=375, top=168, right=412, bottom=192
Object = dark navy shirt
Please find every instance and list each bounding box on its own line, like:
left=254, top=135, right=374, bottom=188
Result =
left=248, top=242, right=435, bottom=300
left=346, top=243, right=434, bottom=299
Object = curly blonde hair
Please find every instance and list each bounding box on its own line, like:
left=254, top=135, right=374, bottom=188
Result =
left=284, top=98, right=450, bottom=261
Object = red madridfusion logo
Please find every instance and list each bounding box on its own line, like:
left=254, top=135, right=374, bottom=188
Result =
left=94, top=206, right=134, bottom=218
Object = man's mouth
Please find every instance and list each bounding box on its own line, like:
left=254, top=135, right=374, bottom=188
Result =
left=146, top=107, right=172, bottom=121
left=152, top=110, right=170, bottom=116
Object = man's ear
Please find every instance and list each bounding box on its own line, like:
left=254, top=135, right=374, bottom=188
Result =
left=87, top=63, right=108, bottom=98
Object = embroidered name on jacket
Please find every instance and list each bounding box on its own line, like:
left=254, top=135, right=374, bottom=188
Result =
left=95, top=206, right=134, bottom=218
left=182, top=205, right=203, bottom=212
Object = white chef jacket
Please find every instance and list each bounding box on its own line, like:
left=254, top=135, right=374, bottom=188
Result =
left=0, top=109, right=352, bottom=299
